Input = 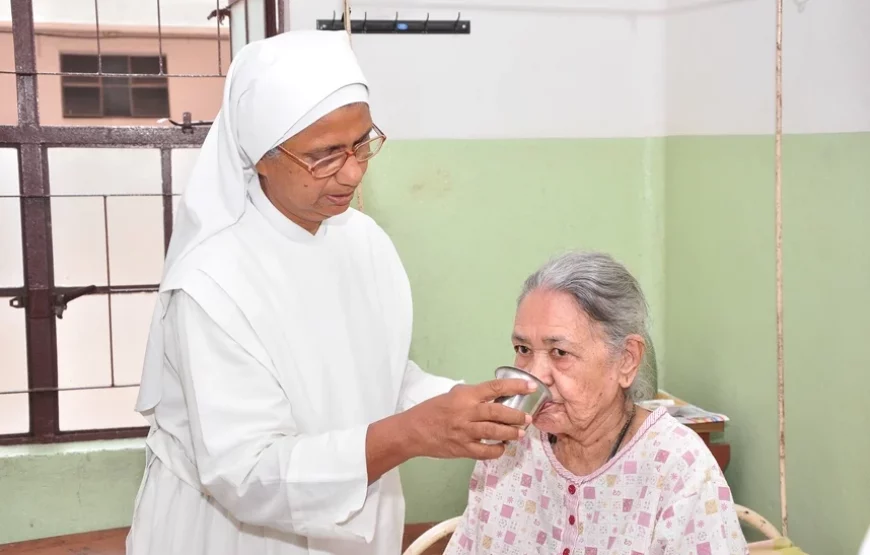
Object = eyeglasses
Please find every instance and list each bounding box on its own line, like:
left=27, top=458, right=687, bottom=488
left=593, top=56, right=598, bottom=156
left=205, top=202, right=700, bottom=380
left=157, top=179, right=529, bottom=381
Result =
left=276, top=124, right=387, bottom=179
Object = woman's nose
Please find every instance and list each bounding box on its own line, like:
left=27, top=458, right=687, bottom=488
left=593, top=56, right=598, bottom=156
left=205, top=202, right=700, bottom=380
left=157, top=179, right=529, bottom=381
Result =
left=524, top=355, right=554, bottom=387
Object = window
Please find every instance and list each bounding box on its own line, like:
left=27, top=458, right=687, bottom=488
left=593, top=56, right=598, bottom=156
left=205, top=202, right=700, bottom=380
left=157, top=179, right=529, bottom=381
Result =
left=1, top=0, right=254, bottom=445
left=60, top=54, right=170, bottom=119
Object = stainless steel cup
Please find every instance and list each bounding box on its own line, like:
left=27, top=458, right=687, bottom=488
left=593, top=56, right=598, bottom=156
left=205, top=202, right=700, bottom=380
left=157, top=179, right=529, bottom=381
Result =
left=481, top=366, right=552, bottom=445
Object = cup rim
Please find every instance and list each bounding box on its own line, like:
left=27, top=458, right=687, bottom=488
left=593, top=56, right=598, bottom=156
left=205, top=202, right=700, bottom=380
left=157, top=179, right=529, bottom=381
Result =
left=493, top=365, right=552, bottom=399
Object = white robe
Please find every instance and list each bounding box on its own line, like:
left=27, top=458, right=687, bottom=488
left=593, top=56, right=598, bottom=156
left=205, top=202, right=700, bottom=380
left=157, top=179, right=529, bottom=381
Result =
left=126, top=183, right=457, bottom=555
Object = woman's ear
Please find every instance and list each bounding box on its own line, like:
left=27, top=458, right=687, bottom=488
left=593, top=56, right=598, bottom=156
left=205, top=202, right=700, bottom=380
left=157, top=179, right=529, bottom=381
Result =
left=617, top=334, right=646, bottom=389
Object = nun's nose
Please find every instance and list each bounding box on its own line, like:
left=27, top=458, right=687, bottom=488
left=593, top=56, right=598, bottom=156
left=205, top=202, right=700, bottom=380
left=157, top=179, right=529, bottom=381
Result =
left=335, top=154, right=365, bottom=185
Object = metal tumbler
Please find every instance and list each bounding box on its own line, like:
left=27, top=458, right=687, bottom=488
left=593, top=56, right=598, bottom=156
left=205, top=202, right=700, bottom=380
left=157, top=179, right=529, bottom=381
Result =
left=481, top=366, right=552, bottom=445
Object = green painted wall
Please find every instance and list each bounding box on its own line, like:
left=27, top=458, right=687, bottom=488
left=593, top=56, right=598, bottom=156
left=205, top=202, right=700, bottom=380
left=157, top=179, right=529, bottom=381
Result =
left=0, top=440, right=144, bottom=543
left=664, top=133, right=870, bottom=555
left=0, top=138, right=667, bottom=544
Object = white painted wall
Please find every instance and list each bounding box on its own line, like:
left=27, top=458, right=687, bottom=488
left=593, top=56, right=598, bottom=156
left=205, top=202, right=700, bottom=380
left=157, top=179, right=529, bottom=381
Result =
left=289, top=0, right=667, bottom=139
left=665, top=0, right=870, bottom=135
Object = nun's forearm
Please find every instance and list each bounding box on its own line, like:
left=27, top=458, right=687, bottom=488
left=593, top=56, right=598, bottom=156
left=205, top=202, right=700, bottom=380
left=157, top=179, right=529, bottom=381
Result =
left=365, top=411, right=416, bottom=484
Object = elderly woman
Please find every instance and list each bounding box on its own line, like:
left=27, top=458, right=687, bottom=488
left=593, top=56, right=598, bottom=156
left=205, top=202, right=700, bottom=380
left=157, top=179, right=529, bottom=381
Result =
left=446, top=252, right=748, bottom=555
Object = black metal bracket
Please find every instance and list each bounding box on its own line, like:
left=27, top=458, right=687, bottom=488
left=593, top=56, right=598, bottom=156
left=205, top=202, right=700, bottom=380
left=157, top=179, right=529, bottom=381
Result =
left=206, top=7, right=231, bottom=25
left=52, top=285, right=97, bottom=319
left=10, top=285, right=98, bottom=319
left=317, top=11, right=470, bottom=34
left=164, top=112, right=214, bottom=134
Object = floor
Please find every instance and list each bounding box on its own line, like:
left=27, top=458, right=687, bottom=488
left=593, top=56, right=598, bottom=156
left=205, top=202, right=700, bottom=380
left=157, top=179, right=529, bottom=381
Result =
left=0, top=526, right=450, bottom=555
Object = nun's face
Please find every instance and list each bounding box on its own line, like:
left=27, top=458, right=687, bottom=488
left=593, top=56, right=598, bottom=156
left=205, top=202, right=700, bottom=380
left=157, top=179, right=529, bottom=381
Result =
left=256, top=103, right=373, bottom=234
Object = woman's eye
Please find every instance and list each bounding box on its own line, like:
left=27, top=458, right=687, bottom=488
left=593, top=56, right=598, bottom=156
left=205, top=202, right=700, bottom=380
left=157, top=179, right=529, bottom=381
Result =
left=514, top=345, right=530, bottom=355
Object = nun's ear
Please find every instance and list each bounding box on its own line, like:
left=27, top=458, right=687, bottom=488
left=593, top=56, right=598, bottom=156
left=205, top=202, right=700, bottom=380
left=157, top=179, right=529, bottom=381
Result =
left=255, top=148, right=280, bottom=173
left=254, top=157, right=269, bottom=176
left=254, top=165, right=270, bottom=185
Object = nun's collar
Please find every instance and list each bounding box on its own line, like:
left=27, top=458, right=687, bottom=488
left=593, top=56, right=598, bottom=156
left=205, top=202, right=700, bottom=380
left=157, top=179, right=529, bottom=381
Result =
left=247, top=181, right=328, bottom=242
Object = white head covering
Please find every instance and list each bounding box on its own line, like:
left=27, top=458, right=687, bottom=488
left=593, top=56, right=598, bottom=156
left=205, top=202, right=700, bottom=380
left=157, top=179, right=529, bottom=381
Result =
left=136, top=30, right=368, bottom=411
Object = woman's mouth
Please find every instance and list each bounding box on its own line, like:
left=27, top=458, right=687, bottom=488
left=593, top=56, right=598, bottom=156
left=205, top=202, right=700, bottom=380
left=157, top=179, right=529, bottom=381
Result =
left=536, top=400, right=559, bottom=416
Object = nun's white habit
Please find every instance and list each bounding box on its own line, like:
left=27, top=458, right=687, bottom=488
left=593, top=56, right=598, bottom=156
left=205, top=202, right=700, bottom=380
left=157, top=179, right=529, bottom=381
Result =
left=126, top=30, right=456, bottom=555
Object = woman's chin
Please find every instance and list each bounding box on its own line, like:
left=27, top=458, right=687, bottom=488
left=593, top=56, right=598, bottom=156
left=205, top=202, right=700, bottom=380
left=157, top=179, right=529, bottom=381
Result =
left=532, top=413, right=562, bottom=435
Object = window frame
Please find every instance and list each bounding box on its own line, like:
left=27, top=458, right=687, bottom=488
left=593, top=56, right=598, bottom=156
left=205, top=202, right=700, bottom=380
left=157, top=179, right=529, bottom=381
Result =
left=59, top=53, right=171, bottom=119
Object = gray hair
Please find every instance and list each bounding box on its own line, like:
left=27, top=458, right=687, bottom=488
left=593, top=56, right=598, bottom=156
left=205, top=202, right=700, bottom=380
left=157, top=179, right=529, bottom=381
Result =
left=518, top=251, right=657, bottom=402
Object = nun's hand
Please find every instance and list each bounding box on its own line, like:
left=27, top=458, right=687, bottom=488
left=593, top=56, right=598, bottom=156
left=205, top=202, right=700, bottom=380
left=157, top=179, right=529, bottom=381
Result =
left=403, top=379, right=535, bottom=460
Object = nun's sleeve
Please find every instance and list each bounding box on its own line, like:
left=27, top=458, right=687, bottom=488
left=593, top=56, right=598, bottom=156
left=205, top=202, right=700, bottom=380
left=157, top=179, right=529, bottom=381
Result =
left=860, top=526, right=870, bottom=555
left=398, top=360, right=461, bottom=411
left=167, top=290, right=379, bottom=542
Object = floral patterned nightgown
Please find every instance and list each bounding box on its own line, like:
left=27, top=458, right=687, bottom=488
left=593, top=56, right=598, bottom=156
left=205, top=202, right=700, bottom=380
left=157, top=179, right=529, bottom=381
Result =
left=445, top=407, right=749, bottom=555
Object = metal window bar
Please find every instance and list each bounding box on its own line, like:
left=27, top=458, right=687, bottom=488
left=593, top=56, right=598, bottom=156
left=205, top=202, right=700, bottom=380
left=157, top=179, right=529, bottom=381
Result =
left=0, top=70, right=229, bottom=78
left=103, top=194, right=115, bottom=387
left=157, top=0, right=165, bottom=75
left=216, top=0, right=224, bottom=76
left=0, top=0, right=279, bottom=444
left=93, top=0, right=102, bottom=75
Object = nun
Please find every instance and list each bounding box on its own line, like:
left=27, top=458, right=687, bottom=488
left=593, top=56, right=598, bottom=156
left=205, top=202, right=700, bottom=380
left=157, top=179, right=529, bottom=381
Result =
left=125, top=30, right=533, bottom=555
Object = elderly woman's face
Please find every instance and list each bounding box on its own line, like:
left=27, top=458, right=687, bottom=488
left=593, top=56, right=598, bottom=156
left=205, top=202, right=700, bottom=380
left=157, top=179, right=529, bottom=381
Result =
left=255, top=103, right=373, bottom=233
left=512, top=289, right=643, bottom=436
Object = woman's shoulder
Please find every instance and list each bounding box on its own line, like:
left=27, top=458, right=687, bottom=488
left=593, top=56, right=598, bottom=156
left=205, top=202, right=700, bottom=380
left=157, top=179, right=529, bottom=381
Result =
left=642, top=412, right=730, bottom=490
left=474, top=428, right=550, bottom=484
left=649, top=412, right=721, bottom=462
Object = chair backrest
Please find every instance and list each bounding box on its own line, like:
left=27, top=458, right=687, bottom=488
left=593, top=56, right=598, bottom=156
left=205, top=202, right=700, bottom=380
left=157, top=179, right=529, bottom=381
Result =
left=402, top=516, right=461, bottom=555
left=734, top=504, right=781, bottom=540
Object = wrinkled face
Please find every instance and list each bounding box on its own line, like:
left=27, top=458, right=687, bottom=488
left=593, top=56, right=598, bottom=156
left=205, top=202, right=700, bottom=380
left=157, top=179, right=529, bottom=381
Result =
left=512, top=289, right=644, bottom=436
left=255, top=102, right=373, bottom=233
